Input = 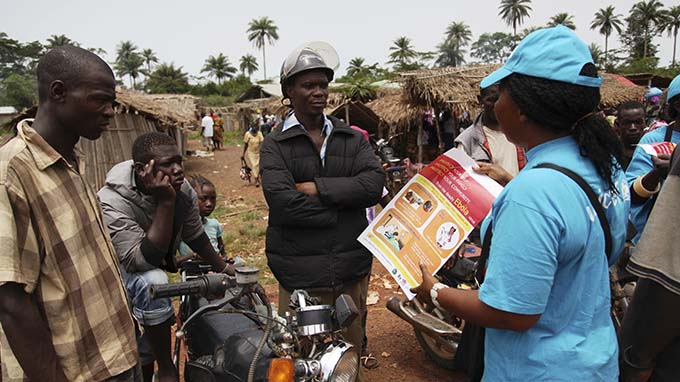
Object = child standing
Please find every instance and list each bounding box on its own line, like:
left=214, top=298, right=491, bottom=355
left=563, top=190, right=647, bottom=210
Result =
left=178, top=175, right=226, bottom=263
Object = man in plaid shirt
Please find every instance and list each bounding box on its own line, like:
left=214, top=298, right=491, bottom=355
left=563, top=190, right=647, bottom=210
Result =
left=0, top=46, right=139, bottom=381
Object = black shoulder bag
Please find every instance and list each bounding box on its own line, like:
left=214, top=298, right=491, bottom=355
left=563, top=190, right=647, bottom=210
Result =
left=452, top=163, right=613, bottom=382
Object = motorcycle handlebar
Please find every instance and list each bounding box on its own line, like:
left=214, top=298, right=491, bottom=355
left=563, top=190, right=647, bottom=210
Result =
left=150, top=274, right=229, bottom=299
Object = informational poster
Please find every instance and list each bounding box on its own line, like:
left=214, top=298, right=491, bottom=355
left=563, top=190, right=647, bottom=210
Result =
left=638, top=142, right=677, bottom=156
left=358, top=149, right=504, bottom=299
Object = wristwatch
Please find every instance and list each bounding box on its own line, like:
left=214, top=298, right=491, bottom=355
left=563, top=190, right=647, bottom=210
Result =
left=430, top=282, right=449, bottom=310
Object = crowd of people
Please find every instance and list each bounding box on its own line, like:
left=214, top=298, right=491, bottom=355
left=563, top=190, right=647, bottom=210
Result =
left=1, top=25, right=679, bottom=382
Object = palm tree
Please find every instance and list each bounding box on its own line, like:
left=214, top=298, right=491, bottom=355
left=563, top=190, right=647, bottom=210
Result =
left=115, top=41, right=143, bottom=88
left=547, top=13, right=576, bottom=30
left=46, top=34, right=79, bottom=48
left=446, top=21, right=473, bottom=46
left=201, top=53, right=237, bottom=85
left=347, top=57, right=367, bottom=77
left=239, top=54, right=259, bottom=78
left=660, top=5, right=680, bottom=66
left=146, top=63, right=190, bottom=94
left=141, top=49, right=159, bottom=73
left=436, top=39, right=466, bottom=67
left=499, top=0, right=533, bottom=36
left=590, top=6, right=624, bottom=67
left=631, top=0, right=667, bottom=58
left=88, top=47, right=107, bottom=56
left=246, top=17, right=279, bottom=80
left=388, top=36, right=419, bottom=69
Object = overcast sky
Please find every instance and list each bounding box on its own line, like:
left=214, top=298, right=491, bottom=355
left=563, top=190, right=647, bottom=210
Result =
left=3, top=0, right=677, bottom=83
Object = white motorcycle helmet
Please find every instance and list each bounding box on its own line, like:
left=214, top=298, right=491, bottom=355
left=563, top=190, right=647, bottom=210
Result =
left=280, top=41, right=340, bottom=98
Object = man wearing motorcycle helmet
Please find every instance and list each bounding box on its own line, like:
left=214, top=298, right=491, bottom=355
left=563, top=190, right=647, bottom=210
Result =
left=260, top=42, right=384, bottom=381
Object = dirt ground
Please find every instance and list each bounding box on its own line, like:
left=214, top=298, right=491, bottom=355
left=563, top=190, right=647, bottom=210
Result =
left=182, top=135, right=466, bottom=382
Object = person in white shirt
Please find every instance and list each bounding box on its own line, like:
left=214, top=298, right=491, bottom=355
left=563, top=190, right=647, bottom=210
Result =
left=200, top=113, right=214, bottom=151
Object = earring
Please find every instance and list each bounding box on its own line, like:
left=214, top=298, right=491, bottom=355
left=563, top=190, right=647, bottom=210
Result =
left=281, top=98, right=291, bottom=107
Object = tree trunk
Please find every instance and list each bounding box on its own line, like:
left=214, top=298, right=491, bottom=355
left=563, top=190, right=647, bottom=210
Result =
left=604, top=34, right=609, bottom=67
left=674, top=30, right=678, bottom=66
left=262, top=45, right=267, bottom=81
left=643, top=28, right=649, bottom=58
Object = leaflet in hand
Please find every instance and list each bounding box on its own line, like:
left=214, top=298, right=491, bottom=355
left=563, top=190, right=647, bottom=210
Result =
left=358, top=149, right=503, bottom=299
left=638, top=142, right=676, bottom=156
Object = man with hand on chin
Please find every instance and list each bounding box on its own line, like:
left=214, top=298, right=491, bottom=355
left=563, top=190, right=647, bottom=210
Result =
left=99, top=132, right=233, bottom=382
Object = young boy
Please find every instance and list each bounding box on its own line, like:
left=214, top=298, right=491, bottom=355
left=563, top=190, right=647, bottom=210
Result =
left=178, top=175, right=226, bottom=262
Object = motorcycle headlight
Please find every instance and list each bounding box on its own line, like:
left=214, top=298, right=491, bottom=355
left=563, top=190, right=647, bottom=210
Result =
left=318, top=341, right=358, bottom=382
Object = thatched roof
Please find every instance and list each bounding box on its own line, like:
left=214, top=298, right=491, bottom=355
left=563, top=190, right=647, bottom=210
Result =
left=367, top=88, right=421, bottom=129
left=115, top=88, right=199, bottom=127
left=401, top=64, right=501, bottom=112
left=400, top=65, right=646, bottom=113
left=3, top=89, right=200, bottom=131
left=600, top=73, right=646, bottom=109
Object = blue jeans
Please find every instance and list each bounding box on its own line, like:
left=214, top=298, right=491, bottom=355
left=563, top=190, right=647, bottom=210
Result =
left=121, top=268, right=175, bottom=365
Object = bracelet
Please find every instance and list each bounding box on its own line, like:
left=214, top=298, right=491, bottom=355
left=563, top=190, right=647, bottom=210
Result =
left=222, top=264, right=231, bottom=273
left=633, top=176, right=660, bottom=198
left=430, top=282, right=449, bottom=310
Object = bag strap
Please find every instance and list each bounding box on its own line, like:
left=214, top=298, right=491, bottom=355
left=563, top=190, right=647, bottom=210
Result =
left=535, top=163, right=613, bottom=261
left=476, top=224, right=493, bottom=284
left=664, top=124, right=674, bottom=142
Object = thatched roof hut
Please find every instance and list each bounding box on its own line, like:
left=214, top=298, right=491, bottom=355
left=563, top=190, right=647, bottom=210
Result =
left=401, top=64, right=501, bottom=114
left=400, top=65, right=644, bottom=113
left=600, top=73, right=646, bottom=109
left=367, top=88, right=421, bottom=134
left=115, top=89, right=199, bottom=127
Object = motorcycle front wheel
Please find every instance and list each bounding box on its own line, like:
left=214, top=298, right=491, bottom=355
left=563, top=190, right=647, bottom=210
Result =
left=414, top=328, right=459, bottom=370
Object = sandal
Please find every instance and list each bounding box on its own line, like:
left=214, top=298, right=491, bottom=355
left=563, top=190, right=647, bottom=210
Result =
left=360, top=353, right=379, bottom=369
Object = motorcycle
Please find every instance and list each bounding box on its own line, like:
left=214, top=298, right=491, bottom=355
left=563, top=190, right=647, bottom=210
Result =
left=386, top=244, right=481, bottom=369
left=150, top=261, right=361, bottom=382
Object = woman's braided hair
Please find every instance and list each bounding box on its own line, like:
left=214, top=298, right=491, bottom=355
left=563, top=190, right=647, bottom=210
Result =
left=501, top=64, right=623, bottom=192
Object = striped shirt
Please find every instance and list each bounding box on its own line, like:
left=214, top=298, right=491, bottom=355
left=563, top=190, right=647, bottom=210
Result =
left=0, top=120, right=138, bottom=382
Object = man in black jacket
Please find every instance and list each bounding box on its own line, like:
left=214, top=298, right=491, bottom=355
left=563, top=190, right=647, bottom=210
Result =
left=260, top=43, right=384, bottom=380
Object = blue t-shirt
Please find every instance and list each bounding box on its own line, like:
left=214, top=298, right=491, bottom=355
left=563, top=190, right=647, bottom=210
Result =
left=624, top=125, right=680, bottom=243
left=478, top=136, right=629, bottom=381
left=179, top=217, right=223, bottom=256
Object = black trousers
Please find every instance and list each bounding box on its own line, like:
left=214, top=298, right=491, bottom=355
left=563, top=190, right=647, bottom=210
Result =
left=619, top=278, right=680, bottom=381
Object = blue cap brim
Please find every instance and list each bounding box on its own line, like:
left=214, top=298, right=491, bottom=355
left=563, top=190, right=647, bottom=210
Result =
left=481, top=66, right=513, bottom=89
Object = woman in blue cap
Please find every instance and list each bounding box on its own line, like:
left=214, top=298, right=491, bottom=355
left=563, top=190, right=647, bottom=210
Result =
left=413, top=26, right=629, bottom=381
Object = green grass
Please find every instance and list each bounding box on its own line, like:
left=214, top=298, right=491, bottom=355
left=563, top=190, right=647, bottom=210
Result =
left=240, top=210, right=262, bottom=222
left=223, top=130, right=242, bottom=146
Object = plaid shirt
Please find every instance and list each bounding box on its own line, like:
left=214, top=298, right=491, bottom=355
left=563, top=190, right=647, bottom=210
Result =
left=0, top=120, right=138, bottom=382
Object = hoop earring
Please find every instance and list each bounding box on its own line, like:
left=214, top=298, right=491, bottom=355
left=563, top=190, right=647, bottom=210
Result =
left=281, top=98, right=292, bottom=108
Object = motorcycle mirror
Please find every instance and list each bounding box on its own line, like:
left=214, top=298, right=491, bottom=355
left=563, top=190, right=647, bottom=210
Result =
left=334, top=294, right=359, bottom=329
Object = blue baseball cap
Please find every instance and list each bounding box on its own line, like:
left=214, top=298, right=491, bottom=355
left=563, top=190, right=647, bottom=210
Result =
left=481, top=25, right=601, bottom=89
left=667, top=74, right=680, bottom=101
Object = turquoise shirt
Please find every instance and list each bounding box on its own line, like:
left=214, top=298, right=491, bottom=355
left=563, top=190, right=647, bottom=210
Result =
left=479, top=136, right=629, bottom=381
left=178, top=217, right=223, bottom=256
left=624, top=125, right=680, bottom=243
